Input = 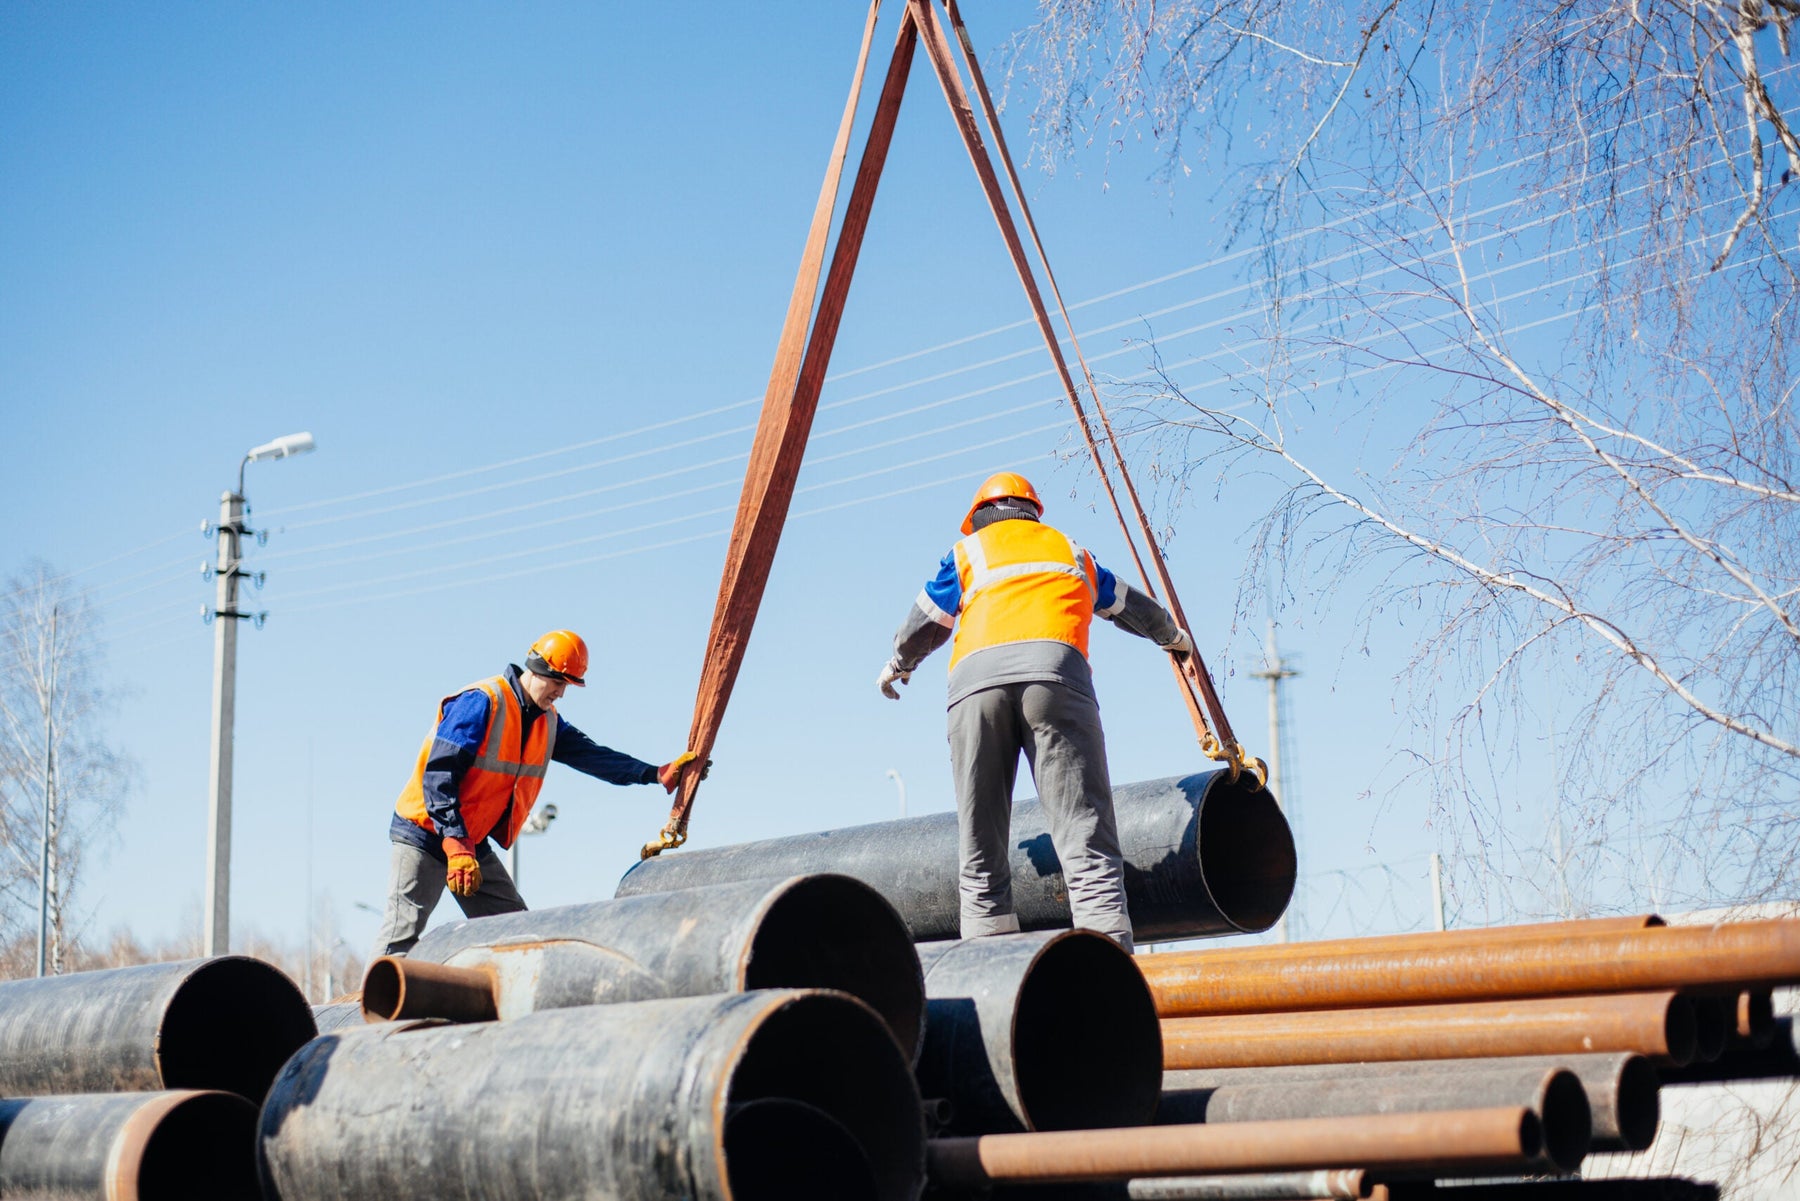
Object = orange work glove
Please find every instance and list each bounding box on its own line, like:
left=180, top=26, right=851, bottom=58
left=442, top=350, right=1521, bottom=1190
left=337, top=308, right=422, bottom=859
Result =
left=443, top=835, right=482, bottom=897
left=656, top=751, right=712, bottom=794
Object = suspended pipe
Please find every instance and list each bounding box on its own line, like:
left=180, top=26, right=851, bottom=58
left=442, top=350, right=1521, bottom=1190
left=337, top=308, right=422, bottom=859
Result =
left=1161, top=991, right=1698, bottom=1070
left=1127, top=1170, right=1376, bottom=1200
left=1165, top=1051, right=1658, bottom=1152
left=0, top=957, right=316, bottom=1102
left=915, top=930, right=1162, bottom=1134
left=1140, top=918, right=1800, bottom=1017
left=927, top=1106, right=1545, bottom=1188
left=259, top=989, right=925, bottom=1201
left=387, top=872, right=925, bottom=1058
left=617, top=771, right=1296, bottom=943
left=0, top=1090, right=259, bottom=1200
left=1157, top=1063, right=1590, bottom=1173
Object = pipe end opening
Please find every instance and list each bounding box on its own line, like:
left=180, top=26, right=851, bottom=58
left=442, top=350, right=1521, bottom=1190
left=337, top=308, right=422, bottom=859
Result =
left=160, top=958, right=319, bottom=1102
left=727, top=992, right=925, bottom=1201
left=744, top=875, right=926, bottom=1061
left=1664, top=997, right=1700, bottom=1067
left=361, top=958, right=404, bottom=1022
left=1014, top=931, right=1162, bottom=1131
left=1616, top=1055, right=1662, bottom=1150
left=1540, top=1069, right=1594, bottom=1173
left=138, top=1092, right=260, bottom=1201
left=726, top=1099, right=877, bottom=1201
left=1195, top=772, right=1298, bottom=933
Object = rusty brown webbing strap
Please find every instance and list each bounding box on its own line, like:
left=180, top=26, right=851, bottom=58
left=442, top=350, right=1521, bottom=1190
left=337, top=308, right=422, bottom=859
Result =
left=646, top=2, right=921, bottom=857
left=913, top=0, right=1248, bottom=767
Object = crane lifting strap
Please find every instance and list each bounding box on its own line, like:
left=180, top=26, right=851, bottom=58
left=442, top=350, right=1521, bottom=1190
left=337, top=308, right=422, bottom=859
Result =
left=644, top=0, right=1260, bottom=860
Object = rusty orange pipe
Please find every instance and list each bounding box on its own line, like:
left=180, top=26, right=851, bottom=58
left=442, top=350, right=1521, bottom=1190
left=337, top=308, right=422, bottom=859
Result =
left=927, top=1106, right=1542, bottom=1187
left=1141, top=918, right=1800, bottom=1018
left=1739, top=989, right=1776, bottom=1047
left=361, top=957, right=497, bottom=1024
left=1161, top=991, right=1697, bottom=1070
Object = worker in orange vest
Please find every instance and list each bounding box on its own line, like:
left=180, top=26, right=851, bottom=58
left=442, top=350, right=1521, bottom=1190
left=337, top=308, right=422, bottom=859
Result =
left=375, top=629, right=707, bottom=956
left=876, top=473, right=1192, bottom=952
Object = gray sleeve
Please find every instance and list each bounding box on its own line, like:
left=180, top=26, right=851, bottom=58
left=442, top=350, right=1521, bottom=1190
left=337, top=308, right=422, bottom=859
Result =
left=891, top=593, right=954, bottom=672
left=1099, top=581, right=1183, bottom=647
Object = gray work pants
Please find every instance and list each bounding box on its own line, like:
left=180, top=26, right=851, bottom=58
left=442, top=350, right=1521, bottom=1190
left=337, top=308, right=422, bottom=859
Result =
left=947, top=680, right=1133, bottom=951
left=373, top=839, right=526, bottom=958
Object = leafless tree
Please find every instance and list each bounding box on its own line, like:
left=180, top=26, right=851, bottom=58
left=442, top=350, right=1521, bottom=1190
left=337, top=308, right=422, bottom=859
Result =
left=1008, top=2, right=1800, bottom=920
left=0, top=562, right=132, bottom=970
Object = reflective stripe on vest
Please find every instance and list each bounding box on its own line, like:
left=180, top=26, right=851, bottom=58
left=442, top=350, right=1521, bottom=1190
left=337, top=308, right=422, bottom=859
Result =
left=394, top=675, right=556, bottom=848
left=948, top=521, right=1098, bottom=670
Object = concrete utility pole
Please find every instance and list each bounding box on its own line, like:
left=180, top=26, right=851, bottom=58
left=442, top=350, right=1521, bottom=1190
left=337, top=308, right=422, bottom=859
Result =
left=204, top=432, right=315, bottom=957
left=38, top=605, right=56, bottom=977
left=1249, top=621, right=1299, bottom=942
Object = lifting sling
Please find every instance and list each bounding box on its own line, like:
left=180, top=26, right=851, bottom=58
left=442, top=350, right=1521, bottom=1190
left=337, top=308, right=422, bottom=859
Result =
left=644, top=0, right=1264, bottom=860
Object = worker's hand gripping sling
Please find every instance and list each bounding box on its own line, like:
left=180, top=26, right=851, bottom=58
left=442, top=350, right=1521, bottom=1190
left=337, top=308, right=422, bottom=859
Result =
left=643, top=0, right=900, bottom=858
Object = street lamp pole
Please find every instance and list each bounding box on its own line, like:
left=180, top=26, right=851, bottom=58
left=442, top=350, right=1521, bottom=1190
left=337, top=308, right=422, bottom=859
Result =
left=885, top=768, right=906, bottom=819
left=204, top=431, right=315, bottom=957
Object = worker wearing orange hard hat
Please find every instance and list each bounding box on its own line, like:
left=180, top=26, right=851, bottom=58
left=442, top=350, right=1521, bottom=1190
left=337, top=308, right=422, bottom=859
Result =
left=876, top=473, right=1193, bottom=952
left=374, top=629, right=708, bottom=956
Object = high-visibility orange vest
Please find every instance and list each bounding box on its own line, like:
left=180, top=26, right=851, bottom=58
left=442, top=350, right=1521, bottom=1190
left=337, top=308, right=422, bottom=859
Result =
left=395, top=675, right=558, bottom=848
left=948, top=520, right=1099, bottom=671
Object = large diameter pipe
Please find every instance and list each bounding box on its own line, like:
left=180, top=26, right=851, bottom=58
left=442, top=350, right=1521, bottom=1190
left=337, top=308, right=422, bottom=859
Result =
left=616, top=771, right=1296, bottom=943
left=0, top=957, right=316, bottom=1102
left=1161, top=991, right=1698, bottom=1070
left=259, top=989, right=925, bottom=1201
left=916, top=930, right=1162, bottom=1134
left=397, top=872, right=925, bottom=1059
left=1141, top=918, right=1800, bottom=1017
left=0, top=1090, right=259, bottom=1200
left=928, top=1106, right=1543, bottom=1187
left=1157, top=1064, right=1590, bottom=1173
left=1167, top=1051, right=1659, bottom=1152
left=1128, top=1170, right=1374, bottom=1200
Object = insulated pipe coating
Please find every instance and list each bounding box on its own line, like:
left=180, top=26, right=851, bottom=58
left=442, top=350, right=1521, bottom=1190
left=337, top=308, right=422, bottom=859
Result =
left=1156, top=1064, right=1591, bottom=1173
left=310, top=1002, right=367, bottom=1034
left=1140, top=918, right=1800, bottom=1017
left=1160, top=991, right=1699, bottom=1070
left=259, top=989, right=926, bottom=1201
left=400, top=873, right=925, bottom=1059
left=915, top=930, right=1163, bottom=1133
left=0, top=957, right=316, bottom=1102
left=927, top=1106, right=1544, bottom=1187
left=1127, top=1170, right=1374, bottom=1200
left=616, top=772, right=1296, bottom=943
left=1166, top=1052, right=1659, bottom=1152
left=0, top=1090, right=259, bottom=1200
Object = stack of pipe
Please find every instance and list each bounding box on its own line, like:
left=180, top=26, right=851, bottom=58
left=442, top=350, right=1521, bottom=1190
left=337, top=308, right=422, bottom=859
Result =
left=0, top=956, right=316, bottom=1199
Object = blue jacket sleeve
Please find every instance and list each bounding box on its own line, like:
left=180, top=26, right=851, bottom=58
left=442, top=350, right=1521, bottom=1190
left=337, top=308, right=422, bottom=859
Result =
left=553, top=716, right=659, bottom=786
left=420, top=688, right=491, bottom=842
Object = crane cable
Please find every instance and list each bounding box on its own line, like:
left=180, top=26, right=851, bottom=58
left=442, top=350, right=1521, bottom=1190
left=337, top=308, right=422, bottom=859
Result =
left=927, top=0, right=1265, bottom=783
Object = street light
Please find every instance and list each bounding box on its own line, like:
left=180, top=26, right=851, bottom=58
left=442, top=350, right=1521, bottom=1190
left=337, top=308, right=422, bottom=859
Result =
left=885, top=768, right=906, bottom=819
left=509, top=803, right=558, bottom=890
left=204, top=431, right=316, bottom=957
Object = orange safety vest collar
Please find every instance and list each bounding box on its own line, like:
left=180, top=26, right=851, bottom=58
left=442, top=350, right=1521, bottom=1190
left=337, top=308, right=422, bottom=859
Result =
left=395, top=674, right=559, bottom=849
left=948, top=520, right=1098, bottom=671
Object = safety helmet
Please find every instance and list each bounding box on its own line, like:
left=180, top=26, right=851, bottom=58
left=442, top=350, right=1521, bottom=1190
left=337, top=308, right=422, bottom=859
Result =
left=961, top=471, right=1043, bottom=535
left=525, top=629, right=588, bottom=686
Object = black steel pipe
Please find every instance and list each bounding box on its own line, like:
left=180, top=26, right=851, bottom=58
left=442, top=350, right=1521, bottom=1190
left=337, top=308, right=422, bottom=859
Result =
left=1166, top=1051, right=1658, bottom=1152
left=1660, top=1015, right=1800, bottom=1085
left=0, top=957, right=315, bottom=1102
left=404, top=872, right=925, bottom=1059
left=259, top=989, right=925, bottom=1201
left=310, top=1001, right=366, bottom=1033
left=1157, top=1064, right=1590, bottom=1173
left=916, top=930, right=1163, bottom=1134
left=616, top=771, right=1296, bottom=943
left=0, top=1090, right=259, bottom=1200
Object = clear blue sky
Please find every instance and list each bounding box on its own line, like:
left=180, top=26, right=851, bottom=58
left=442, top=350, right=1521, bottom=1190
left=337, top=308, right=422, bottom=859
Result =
left=1, top=2, right=1469, bottom=964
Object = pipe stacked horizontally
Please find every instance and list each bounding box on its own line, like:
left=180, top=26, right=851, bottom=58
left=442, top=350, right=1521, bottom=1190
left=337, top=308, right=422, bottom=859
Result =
left=0, top=1090, right=259, bottom=1201
left=0, top=957, right=317, bottom=1104
left=258, top=990, right=925, bottom=1201
left=616, top=771, right=1297, bottom=943
left=373, top=872, right=927, bottom=1059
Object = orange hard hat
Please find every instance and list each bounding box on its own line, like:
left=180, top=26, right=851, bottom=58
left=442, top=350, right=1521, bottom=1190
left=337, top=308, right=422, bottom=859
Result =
left=526, top=629, right=588, bottom=686
left=961, top=471, right=1043, bottom=535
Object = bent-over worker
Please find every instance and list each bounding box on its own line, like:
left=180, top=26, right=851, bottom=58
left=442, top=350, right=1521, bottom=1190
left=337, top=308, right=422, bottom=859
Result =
left=875, top=473, right=1192, bottom=953
left=374, top=629, right=706, bottom=956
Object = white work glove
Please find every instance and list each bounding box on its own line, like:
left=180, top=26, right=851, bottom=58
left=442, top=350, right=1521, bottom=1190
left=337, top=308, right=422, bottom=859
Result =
left=877, top=661, right=912, bottom=700
left=1161, top=628, right=1195, bottom=657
